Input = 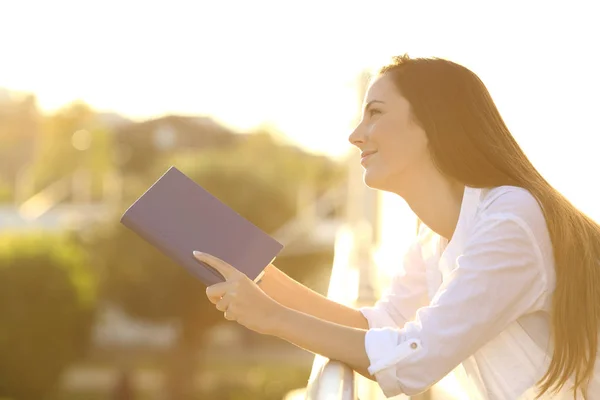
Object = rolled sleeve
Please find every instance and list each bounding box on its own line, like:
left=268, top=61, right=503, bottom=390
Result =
left=363, top=214, right=548, bottom=397
left=365, top=328, right=423, bottom=397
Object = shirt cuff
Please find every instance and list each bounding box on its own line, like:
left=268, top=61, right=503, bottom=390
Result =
left=359, top=306, right=398, bottom=329
left=365, top=327, right=422, bottom=398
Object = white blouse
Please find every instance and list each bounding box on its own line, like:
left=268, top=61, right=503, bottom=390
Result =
left=360, top=186, right=600, bottom=399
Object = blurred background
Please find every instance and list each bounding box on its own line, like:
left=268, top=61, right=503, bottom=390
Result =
left=0, top=1, right=598, bottom=399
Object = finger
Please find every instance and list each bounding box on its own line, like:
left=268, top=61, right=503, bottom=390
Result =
left=216, top=294, right=231, bottom=312
left=193, top=251, right=239, bottom=280
left=224, top=309, right=236, bottom=321
left=206, top=282, right=229, bottom=304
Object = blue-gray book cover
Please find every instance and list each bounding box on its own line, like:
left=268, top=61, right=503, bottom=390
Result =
left=120, top=166, right=284, bottom=286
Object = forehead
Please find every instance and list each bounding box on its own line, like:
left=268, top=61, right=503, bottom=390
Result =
left=364, top=73, right=400, bottom=103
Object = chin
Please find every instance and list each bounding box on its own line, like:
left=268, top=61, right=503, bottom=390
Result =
left=363, top=169, right=386, bottom=190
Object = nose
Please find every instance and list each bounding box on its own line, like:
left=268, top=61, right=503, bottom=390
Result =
left=348, top=124, right=365, bottom=148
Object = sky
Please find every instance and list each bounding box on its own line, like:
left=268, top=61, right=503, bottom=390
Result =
left=1, top=0, right=599, bottom=217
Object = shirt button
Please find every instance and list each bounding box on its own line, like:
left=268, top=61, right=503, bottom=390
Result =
left=410, top=342, right=418, bottom=349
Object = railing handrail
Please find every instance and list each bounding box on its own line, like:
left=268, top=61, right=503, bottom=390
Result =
left=304, top=224, right=365, bottom=400
left=305, top=359, right=356, bottom=400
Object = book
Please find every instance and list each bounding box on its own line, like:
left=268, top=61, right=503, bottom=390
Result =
left=120, top=166, right=284, bottom=286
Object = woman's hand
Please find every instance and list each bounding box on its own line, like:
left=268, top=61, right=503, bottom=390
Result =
left=193, top=251, right=283, bottom=335
left=194, top=252, right=372, bottom=379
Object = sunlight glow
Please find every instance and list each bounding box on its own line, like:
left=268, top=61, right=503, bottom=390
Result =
left=1, top=0, right=598, bottom=217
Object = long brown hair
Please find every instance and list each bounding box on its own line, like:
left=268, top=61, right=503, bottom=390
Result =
left=379, top=55, right=600, bottom=398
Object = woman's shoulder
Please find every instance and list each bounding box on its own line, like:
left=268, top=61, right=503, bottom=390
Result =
left=479, top=185, right=543, bottom=217
left=476, top=185, right=549, bottom=243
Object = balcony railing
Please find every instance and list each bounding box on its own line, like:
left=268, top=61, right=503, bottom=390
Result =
left=303, top=224, right=359, bottom=400
left=305, top=359, right=356, bottom=400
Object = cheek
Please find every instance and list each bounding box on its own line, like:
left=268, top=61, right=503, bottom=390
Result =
left=368, top=118, right=396, bottom=145
left=374, top=122, right=428, bottom=172
left=400, top=131, right=427, bottom=160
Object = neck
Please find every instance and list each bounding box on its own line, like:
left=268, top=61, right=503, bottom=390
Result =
left=392, top=170, right=464, bottom=240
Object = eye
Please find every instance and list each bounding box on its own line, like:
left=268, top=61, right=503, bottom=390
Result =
left=368, top=108, right=382, bottom=117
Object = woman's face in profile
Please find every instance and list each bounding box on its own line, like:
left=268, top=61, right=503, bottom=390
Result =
left=348, top=73, right=430, bottom=192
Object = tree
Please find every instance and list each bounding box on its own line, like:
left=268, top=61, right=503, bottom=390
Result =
left=0, top=92, right=41, bottom=200
left=31, top=101, right=115, bottom=200
left=111, top=115, right=241, bottom=177
left=173, top=129, right=345, bottom=214
left=0, top=233, right=97, bottom=400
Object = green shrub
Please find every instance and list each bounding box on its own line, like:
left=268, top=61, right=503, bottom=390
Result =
left=0, top=232, right=98, bottom=400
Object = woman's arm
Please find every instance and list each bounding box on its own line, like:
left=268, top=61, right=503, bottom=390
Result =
left=264, top=212, right=549, bottom=397
left=258, top=264, right=370, bottom=329
left=270, top=304, right=374, bottom=378
left=262, top=231, right=431, bottom=332
left=199, top=190, right=550, bottom=398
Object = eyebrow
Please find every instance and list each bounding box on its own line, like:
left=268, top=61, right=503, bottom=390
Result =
left=364, top=100, right=385, bottom=112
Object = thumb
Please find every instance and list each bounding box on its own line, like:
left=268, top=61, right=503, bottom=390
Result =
left=206, top=282, right=229, bottom=304
left=193, top=251, right=238, bottom=280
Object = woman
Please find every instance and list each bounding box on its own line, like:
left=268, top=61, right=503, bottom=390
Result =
left=194, top=55, right=600, bottom=399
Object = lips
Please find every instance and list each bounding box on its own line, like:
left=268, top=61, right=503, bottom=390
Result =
left=360, top=150, right=377, bottom=165
left=361, top=150, right=377, bottom=158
